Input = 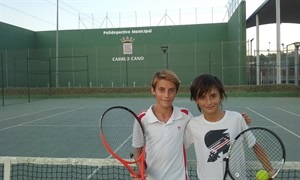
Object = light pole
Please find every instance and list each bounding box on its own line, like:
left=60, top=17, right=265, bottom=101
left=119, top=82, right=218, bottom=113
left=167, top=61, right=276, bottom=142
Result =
left=293, top=42, right=300, bottom=86
left=281, top=43, right=286, bottom=83
left=267, top=49, right=270, bottom=84
left=121, top=37, right=134, bottom=87
left=268, top=42, right=271, bottom=84
left=285, top=44, right=289, bottom=84
left=56, top=0, right=59, bottom=87
left=249, top=38, right=254, bottom=84
left=161, top=45, right=169, bottom=69
left=250, top=38, right=254, bottom=56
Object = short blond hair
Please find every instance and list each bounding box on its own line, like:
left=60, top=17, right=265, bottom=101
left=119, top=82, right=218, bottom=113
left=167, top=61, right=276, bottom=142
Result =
left=151, top=69, right=180, bottom=91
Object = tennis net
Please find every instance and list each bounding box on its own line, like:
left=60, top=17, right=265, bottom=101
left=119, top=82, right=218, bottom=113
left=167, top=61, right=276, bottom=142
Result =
left=0, top=156, right=299, bottom=180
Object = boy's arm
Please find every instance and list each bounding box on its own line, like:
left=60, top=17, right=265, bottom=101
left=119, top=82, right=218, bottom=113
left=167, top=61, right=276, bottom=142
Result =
left=130, top=147, right=146, bottom=180
left=184, top=122, right=193, bottom=149
left=253, top=143, right=275, bottom=177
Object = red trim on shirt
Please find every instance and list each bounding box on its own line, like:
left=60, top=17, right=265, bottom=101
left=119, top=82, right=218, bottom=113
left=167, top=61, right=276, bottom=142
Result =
left=181, top=109, right=189, bottom=115
left=183, top=145, right=188, bottom=180
left=138, top=111, right=146, bottom=121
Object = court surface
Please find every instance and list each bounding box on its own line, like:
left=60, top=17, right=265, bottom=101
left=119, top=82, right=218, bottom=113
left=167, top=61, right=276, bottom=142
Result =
left=0, top=97, right=299, bottom=162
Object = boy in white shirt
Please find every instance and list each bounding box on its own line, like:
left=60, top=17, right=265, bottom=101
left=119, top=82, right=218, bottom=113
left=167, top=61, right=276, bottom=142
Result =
left=132, top=71, right=252, bottom=180
left=185, top=74, right=251, bottom=179
left=132, top=69, right=193, bottom=179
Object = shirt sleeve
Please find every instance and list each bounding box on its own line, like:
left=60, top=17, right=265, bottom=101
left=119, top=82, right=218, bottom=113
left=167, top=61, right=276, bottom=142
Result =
left=239, top=114, right=256, bottom=148
left=132, top=120, right=145, bottom=148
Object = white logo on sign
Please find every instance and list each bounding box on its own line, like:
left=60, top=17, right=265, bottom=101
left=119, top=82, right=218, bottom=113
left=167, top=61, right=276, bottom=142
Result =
left=120, top=37, right=135, bottom=55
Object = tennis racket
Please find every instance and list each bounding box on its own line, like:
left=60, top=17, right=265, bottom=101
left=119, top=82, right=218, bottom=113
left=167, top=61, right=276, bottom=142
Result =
left=99, top=106, right=146, bottom=180
left=224, top=127, right=286, bottom=180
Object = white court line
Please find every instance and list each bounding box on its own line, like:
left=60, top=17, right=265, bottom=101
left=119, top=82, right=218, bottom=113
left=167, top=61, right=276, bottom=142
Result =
left=21, top=124, right=97, bottom=127
left=0, top=107, right=60, bottom=122
left=275, top=107, right=300, bottom=117
left=86, top=133, right=133, bottom=179
left=0, top=107, right=83, bottom=132
left=246, top=107, right=300, bottom=138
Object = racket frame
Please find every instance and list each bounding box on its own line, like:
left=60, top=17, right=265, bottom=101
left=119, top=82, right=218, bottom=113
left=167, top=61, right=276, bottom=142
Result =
left=99, top=106, right=146, bottom=180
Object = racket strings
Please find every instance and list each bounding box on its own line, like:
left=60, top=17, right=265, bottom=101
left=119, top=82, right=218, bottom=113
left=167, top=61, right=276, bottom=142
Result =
left=228, top=128, right=285, bottom=179
left=101, top=108, right=143, bottom=161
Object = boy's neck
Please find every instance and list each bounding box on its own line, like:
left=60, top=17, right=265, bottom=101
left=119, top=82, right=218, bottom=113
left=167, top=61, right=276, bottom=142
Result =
left=152, top=105, right=173, bottom=123
left=204, top=110, right=225, bottom=122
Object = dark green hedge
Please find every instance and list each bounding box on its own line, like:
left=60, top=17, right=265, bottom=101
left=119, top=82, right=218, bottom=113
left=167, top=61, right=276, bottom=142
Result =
left=1, top=84, right=299, bottom=97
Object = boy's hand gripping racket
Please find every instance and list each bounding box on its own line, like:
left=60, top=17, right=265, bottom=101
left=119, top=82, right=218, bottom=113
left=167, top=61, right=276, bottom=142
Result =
left=99, top=106, right=146, bottom=180
left=224, top=127, right=286, bottom=180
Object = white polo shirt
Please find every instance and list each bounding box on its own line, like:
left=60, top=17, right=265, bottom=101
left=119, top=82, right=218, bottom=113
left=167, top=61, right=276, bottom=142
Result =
left=132, top=105, right=193, bottom=180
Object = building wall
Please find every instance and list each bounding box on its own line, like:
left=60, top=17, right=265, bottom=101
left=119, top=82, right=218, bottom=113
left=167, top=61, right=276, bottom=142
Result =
left=0, top=2, right=246, bottom=88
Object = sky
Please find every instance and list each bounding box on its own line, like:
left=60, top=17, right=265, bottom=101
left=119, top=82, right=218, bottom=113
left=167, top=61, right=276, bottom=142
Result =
left=0, top=0, right=299, bottom=52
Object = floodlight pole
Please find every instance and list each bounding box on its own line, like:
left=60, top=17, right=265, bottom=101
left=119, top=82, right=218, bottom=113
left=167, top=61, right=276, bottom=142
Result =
left=269, top=42, right=272, bottom=83
left=267, top=49, right=270, bottom=84
left=255, top=15, right=260, bottom=85
left=126, top=54, right=128, bottom=87
left=161, top=45, right=169, bottom=69
left=250, top=38, right=254, bottom=56
left=55, top=0, right=59, bottom=87
left=248, top=38, right=254, bottom=84
left=276, top=0, right=281, bottom=84
left=285, top=44, right=288, bottom=84
left=121, top=38, right=134, bottom=87
left=293, top=42, right=300, bottom=86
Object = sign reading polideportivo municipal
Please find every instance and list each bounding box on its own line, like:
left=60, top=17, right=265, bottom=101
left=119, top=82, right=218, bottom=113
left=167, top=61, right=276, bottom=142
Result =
left=103, top=28, right=152, bottom=62
left=103, top=29, right=152, bottom=35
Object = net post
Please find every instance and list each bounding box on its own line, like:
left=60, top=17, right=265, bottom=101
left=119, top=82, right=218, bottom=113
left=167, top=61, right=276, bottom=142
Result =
left=3, top=157, right=11, bottom=180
